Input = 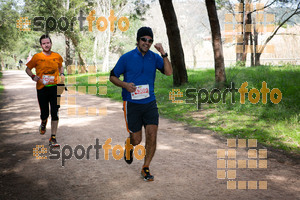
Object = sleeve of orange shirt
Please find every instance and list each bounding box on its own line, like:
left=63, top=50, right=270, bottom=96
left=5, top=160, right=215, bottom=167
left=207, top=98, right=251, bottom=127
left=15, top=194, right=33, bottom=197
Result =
left=26, top=54, right=37, bottom=70
left=58, top=55, right=63, bottom=69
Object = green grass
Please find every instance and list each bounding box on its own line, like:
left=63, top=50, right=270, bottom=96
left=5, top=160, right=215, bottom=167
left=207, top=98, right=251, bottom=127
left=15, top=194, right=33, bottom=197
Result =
left=66, top=64, right=300, bottom=154
left=0, top=72, right=3, bottom=95
left=67, top=72, right=123, bottom=101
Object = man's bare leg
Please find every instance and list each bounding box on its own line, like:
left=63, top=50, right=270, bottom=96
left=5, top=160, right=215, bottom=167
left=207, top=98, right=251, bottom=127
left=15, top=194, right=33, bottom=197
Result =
left=124, top=130, right=142, bottom=163
left=143, top=125, right=158, bottom=167
left=51, top=120, right=58, bottom=135
left=49, top=120, right=59, bottom=147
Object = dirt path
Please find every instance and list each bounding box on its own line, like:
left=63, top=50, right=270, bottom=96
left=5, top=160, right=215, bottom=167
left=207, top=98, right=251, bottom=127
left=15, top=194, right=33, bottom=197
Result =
left=0, top=70, right=299, bottom=200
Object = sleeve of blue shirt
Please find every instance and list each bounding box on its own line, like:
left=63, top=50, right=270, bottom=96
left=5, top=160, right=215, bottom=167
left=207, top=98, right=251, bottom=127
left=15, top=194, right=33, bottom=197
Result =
left=111, top=55, right=126, bottom=78
left=156, top=54, right=165, bottom=74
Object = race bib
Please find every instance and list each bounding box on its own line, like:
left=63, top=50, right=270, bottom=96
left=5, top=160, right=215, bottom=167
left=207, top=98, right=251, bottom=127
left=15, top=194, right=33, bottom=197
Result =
left=131, top=84, right=150, bottom=100
left=42, top=75, right=55, bottom=85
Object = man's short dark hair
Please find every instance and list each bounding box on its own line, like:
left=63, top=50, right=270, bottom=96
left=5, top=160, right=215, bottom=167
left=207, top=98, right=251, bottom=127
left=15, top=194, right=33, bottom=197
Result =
left=39, top=34, right=52, bottom=45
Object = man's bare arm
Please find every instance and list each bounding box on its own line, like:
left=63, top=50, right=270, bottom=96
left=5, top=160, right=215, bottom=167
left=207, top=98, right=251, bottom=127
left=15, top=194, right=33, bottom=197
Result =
left=154, top=43, right=173, bottom=76
left=25, top=67, right=40, bottom=82
left=109, top=75, right=136, bottom=93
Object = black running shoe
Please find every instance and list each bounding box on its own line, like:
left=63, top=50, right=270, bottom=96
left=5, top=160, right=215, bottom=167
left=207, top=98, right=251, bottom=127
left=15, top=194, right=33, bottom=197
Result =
left=49, top=135, right=60, bottom=147
left=141, top=167, right=154, bottom=181
left=124, top=148, right=133, bottom=164
left=124, top=138, right=133, bottom=164
left=39, top=120, right=47, bottom=135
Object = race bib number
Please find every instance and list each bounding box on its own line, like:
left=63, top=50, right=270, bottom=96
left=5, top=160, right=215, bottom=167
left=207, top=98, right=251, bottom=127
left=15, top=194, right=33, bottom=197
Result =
left=131, top=84, right=150, bottom=100
left=42, top=75, right=55, bottom=85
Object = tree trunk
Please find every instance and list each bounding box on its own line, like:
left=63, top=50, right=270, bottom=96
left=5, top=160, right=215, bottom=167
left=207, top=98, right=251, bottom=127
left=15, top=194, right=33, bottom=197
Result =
left=102, top=24, right=111, bottom=72
left=236, top=0, right=244, bottom=63
left=69, top=34, right=85, bottom=66
left=250, top=16, right=254, bottom=66
left=253, top=20, right=260, bottom=66
left=193, top=47, right=197, bottom=70
left=65, top=36, right=73, bottom=67
left=0, top=58, right=3, bottom=71
left=250, top=31, right=254, bottom=66
left=102, top=0, right=111, bottom=72
left=255, top=53, right=261, bottom=66
left=93, top=35, right=98, bottom=66
left=242, top=12, right=252, bottom=64
left=205, top=0, right=226, bottom=87
left=64, top=0, right=72, bottom=68
left=253, top=1, right=300, bottom=66
left=77, top=53, right=85, bottom=66
left=158, top=0, right=188, bottom=86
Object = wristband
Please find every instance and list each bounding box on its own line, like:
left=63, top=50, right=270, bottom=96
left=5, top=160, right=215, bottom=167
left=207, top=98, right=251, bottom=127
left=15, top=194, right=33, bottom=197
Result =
left=161, top=53, right=168, bottom=58
left=31, top=75, right=36, bottom=80
left=60, top=73, right=65, bottom=76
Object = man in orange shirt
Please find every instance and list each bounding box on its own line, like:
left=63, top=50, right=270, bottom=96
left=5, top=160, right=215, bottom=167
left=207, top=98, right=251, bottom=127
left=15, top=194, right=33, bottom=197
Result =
left=25, top=34, right=64, bottom=147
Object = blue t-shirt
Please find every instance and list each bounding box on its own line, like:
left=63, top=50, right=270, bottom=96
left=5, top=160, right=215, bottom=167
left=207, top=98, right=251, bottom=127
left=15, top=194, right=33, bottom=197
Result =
left=112, top=47, right=164, bottom=104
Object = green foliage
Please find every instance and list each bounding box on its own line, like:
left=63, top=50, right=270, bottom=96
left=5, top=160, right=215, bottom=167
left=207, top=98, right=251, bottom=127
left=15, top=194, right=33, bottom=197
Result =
left=0, top=0, right=23, bottom=52
left=109, top=0, right=153, bottom=55
left=177, top=64, right=299, bottom=153
left=66, top=72, right=122, bottom=101
left=0, top=0, right=153, bottom=69
left=0, top=0, right=38, bottom=68
left=234, top=61, right=246, bottom=68
left=110, top=18, right=143, bottom=55
left=215, top=0, right=230, bottom=10
left=0, top=72, right=3, bottom=95
left=20, top=0, right=153, bottom=64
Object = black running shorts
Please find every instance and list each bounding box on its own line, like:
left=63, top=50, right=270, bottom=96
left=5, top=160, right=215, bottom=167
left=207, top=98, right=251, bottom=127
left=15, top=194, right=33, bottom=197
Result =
left=123, top=100, right=159, bottom=133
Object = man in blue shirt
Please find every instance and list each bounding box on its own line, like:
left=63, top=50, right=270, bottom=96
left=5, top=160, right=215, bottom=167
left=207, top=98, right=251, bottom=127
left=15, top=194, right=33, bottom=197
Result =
left=110, top=27, right=172, bottom=181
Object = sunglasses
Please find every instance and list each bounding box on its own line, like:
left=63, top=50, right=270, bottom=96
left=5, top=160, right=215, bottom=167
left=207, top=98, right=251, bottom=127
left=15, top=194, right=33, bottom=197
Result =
left=140, top=37, right=154, bottom=43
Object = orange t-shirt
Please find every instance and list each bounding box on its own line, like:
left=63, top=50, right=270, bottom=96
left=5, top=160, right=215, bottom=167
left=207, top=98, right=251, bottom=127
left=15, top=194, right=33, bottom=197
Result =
left=26, top=52, right=63, bottom=90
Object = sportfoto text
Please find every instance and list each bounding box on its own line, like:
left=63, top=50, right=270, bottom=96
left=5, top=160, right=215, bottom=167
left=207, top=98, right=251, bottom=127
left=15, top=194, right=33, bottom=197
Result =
left=32, top=10, right=129, bottom=32
left=37, top=138, right=145, bottom=166
left=186, top=81, right=282, bottom=109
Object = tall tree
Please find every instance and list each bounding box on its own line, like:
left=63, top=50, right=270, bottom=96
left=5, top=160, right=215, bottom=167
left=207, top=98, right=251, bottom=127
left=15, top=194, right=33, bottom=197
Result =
left=218, top=0, right=300, bottom=66
left=25, top=0, right=90, bottom=67
left=158, top=0, right=188, bottom=86
left=205, top=0, right=226, bottom=86
left=64, top=0, right=72, bottom=68
left=236, top=0, right=245, bottom=64
left=0, top=0, right=24, bottom=70
left=254, top=1, right=300, bottom=65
